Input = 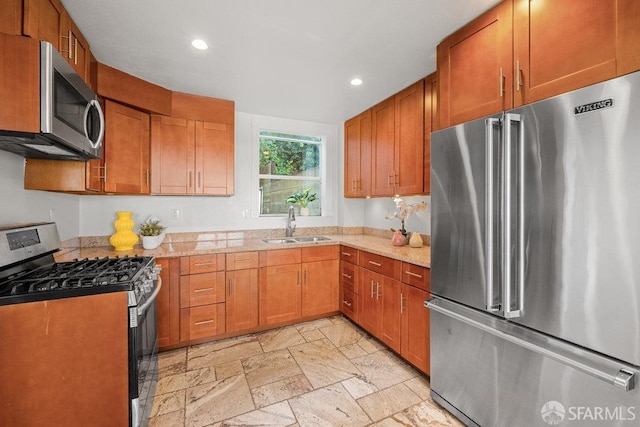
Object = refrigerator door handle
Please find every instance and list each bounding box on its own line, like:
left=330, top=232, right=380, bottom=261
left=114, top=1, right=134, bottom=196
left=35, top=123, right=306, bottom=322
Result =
left=426, top=297, right=636, bottom=392
left=484, top=118, right=501, bottom=313
left=503, top=113, right=525, bottom=319
left=485, top=117, right=501, bottom=312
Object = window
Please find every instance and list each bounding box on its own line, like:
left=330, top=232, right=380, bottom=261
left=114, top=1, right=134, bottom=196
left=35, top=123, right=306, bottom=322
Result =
left=258, top=130, right=323, bottom=215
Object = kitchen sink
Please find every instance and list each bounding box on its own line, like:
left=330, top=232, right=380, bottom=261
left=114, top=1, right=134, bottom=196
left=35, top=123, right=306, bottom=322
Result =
left=263, top=238, right=298, bottom=244
left=262, top=236, right=330, bottom=244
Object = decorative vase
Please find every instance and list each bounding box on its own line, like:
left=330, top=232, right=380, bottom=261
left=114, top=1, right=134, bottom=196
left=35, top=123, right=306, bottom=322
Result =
left=392, top=230, right=407, bottom=246
left=409, top=232, right=423, bottom=248
left=109, top=211, right=139, bottom=251
left=141, top=232, right=165, bottom=250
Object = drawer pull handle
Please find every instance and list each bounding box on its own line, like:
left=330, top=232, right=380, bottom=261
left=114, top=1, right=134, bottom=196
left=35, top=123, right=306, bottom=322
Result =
left=194, top=262, right=215, bottom=266
left=343, top=300, right=352, bottom=307
left=341, top=252, right=352, bottom=256
left=194, top=319, right=214, bottom=326
left=368, top=261, right=382, bottom=267
left=405, top=271, right=423, bottom=279
left=342, top=273, right=353, bottom=279
left=194, top=287, right=214, bottom=293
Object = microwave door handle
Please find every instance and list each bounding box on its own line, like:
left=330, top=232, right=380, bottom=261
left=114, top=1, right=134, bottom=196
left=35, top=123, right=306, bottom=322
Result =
left=485, top=117, right=501, bottom=312
left=84, top=99, right=105, bottom=149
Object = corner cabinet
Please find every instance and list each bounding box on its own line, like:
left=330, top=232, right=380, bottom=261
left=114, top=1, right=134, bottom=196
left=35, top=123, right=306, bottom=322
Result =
left=150, top=93, right=235, bottom=196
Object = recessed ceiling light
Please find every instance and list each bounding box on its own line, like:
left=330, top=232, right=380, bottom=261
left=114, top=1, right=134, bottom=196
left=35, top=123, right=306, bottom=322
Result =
left=350, top=78, right=363, bottom=86
left=191, top=39, right=208, bottom=50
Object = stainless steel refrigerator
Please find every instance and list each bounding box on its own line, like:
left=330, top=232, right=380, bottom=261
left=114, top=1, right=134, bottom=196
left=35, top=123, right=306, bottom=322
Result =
left=427, top=72, right=640, bottom=426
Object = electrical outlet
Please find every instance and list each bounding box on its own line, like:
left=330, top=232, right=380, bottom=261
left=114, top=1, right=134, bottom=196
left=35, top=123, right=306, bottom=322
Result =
left=49, top=209, right=56, bottom=222
left=170, top=209, right=180, bottom=221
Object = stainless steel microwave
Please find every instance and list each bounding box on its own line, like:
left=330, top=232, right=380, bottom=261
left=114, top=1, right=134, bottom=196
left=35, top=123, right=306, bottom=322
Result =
left=0, top=41, right=104, bottom=160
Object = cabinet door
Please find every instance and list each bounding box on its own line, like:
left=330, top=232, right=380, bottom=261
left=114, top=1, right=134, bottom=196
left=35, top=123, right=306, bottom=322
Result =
left=370, top=96, right=396, bottom=196
left=618, top=0, right=640, bottom=76
left=195, top=121, right=234, bottom=195
left=394, top=80, right=424, bottom=195
left=302, top=259, right=339, bottom=317
left=359, top=268, right=380, bottom=336
left=258, top=264, right=301, bottom=325
left=424, top=73, right=436, bottom=192
left=59, top=8, right=89, bottom=82
left=401, top=284, right=430, bottom=374
left=379, top=277, right=401, bottom=353
left=23, top=0, right=62, bottom=50
left=226, top=269, right=259, bottom=333
left=0, top=0, right=22, bottom=35
left=437, top=0, right=513, bottom=128
left=514, top=0, right=617, bottom=106
left=341, top=288, right=358, bottom=322
left=157, top=258, right=181, bottom=350
left=344, top=109, right=371, bottom=198
left=104, top=100, right=150, bottom=194
left=151, top=115, right=195, bottom=194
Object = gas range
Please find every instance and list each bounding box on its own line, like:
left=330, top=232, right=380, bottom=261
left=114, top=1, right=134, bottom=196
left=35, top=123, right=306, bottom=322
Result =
left=0, top=255, right=157, bottom=306
left=0, top=223, right=159, bottom=307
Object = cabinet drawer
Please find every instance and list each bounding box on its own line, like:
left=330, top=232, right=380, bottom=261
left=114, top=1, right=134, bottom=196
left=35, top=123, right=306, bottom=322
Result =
left=340, top=261, right=358, bottom=294
left=180, top=303, right=225, bottom=341
left=226, top=251, right=258, bottom=270
left=401, top=262, right=430, bottom=291
left=359, top=251, right=400, bottom=279
left=341, top=288, right=358, bottom=322
left=301, top=245, right=338, bottom=262
left=180, top=272, right=226, bottom=308
left=181, top=254, right=225, bottom=274
left=339, top=245, right=359, bottom=263
left=259, top=248, right=301, bottom=267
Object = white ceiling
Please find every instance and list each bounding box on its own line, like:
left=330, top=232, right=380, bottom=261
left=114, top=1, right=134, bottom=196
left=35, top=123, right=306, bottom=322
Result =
left=61, top=0, right=499, bottom=125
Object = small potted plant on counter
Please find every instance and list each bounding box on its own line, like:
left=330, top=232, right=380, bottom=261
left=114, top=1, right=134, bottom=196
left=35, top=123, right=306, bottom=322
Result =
left=139, top=217, right=166, bottom=250
left=286, top=187, right=317, bottom=216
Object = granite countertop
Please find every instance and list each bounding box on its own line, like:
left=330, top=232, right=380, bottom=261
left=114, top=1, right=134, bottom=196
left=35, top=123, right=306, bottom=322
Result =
left=55, top=234, right=430, bottom=268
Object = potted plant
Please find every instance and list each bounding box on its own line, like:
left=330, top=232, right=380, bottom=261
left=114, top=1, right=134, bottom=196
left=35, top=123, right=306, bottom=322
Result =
left=139, top=217, right=166, bottom=250
left=286, top=187, right=317, bottom=215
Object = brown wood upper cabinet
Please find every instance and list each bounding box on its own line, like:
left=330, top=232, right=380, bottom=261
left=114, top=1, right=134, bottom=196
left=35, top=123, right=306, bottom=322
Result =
left=151, top=93, right=235, bottom=196
left=371, top=80, right=425, bottom=197
left=344, top=110, right=371, bottom=198
left=436, top=0, right=513, bottom=129
left=24, top=100, right=151, bottom=194
left=437, top=0, right=640, bottom=129
left=20, top=0, right=91, bottom=83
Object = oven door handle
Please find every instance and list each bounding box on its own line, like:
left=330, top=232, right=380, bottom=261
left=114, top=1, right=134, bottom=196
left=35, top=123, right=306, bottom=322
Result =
left=137, top=276, right=162, bottom=317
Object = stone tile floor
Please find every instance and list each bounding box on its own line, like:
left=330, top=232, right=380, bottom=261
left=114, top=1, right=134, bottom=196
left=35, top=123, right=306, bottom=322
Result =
left=149, top=315, right=464, bottom=427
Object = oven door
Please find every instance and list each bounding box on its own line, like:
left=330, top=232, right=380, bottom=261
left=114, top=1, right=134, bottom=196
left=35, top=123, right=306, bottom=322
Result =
left=130, top=277, right=161, bottom=427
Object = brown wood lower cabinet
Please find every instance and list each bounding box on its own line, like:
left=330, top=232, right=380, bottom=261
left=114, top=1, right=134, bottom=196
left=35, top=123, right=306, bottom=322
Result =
left=340, top=249, right=359, bottom=322
left=226, top=252, right=259, bottom=333
left=348, top=249, right=431, bottom=374
left=301, top=245, right=339, bottom=317
left=259, top=263, right=302, bottom=325
left=157, top=258, right=180, bottom=350
left=401, top=284, right=431, bottom=375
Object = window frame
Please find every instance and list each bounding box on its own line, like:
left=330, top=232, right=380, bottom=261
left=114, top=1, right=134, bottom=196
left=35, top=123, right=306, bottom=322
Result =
left=251, top=116, right=336, bottom=218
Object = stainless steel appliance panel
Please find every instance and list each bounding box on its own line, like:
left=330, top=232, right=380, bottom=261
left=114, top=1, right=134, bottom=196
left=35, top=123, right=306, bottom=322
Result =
left=510, top=73, right=640, bottom=366
left=431, top=114, right=502, bottom=313
left=429, top=298, right=639, bottom=427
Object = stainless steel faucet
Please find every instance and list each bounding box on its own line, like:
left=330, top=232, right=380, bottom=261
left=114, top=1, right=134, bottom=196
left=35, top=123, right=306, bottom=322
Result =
left=285, top=205, right=296, bottom=237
